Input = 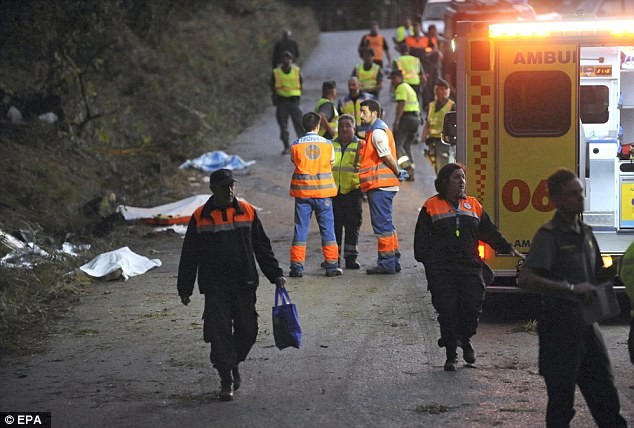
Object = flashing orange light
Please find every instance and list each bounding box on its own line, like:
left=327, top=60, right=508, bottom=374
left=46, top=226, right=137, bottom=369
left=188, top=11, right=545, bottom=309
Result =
left=489, top=19, right=634, bottom=39
left=478, top=242, right=486, bottom=260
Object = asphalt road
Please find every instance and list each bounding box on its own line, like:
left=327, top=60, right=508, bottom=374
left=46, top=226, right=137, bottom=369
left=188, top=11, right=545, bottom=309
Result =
left=1, top=29, right=633, bottom=428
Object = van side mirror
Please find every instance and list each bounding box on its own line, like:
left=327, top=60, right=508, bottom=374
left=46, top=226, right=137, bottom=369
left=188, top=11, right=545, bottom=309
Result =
left=441, top=111, right=457, bottom=145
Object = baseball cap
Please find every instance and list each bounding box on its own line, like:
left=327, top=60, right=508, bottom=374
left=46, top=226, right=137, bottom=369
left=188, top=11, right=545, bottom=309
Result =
left=209, top=169, right=238, bottom=186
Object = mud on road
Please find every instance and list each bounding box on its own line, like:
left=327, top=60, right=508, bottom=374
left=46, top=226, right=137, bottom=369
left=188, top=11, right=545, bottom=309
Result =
left=1, top=30, right=633, bottom=428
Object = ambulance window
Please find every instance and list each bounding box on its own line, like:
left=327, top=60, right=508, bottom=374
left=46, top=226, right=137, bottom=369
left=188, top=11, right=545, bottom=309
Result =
left=580, top=85, right=609, bottom=124
left=505, top=71, right=571, bottom=137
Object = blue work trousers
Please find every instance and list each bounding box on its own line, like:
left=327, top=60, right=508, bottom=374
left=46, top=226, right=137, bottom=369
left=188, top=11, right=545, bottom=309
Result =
left=291, top=197, right=339, bottom=273
left=366, top=189, right=400, bottom=272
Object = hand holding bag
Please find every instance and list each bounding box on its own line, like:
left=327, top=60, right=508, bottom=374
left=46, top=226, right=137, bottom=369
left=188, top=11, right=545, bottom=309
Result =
left=272, top=287, right=302, bottom=350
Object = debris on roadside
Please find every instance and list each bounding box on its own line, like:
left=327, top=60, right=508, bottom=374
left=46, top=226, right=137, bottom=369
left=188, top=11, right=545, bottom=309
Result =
left=179, top=150, right=255, bottom=173
left=117, top=194, right=211, bottom=225
left=79, top=246, right=161, bottom=281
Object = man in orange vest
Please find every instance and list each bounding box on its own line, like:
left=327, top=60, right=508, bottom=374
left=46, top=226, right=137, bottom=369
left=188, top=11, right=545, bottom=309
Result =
left=289, top=112, right=343, bottom=278
left=358, top=99, right=409, bottom=274
left=178, top=169, right=286, bottom=401
left=358, top=21, right=392, bottom=68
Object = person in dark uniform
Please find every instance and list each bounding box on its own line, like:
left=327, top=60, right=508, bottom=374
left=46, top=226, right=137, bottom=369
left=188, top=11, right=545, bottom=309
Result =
left=414, top=163, right=523, bottom=371
left=517, top=168, right=627, bottom=427
left=272, top=29, right=299, bottom=68
left=177, top=169, right=286, bottom=402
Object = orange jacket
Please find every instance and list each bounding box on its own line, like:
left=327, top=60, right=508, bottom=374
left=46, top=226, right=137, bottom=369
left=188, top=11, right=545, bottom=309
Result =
left=362, top=34, right=387, bottom=61
left=290, top=133, right=337, bottom=198
left=358, top=119, right=400, bottom=191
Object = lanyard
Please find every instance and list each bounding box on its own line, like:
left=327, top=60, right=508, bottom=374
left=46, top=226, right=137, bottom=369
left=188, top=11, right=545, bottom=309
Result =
left=455, top=202, right=461, bottom=237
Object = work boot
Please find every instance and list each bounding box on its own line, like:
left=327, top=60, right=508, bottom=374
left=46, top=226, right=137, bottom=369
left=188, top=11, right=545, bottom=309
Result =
left=325, top=268, right=343, bottom=277
left=289, top=269, right=303, bottom=278
left=444, top=347, right=458, bottom=372
left=461, top=339, right=476, bottom=365
left=232, top=366, right=241, bottom=391
left=218, top=369, right=233, bottom=401
left=366, top=266, right=393, bottom=275
left=345, top=256, right=360, bottom=270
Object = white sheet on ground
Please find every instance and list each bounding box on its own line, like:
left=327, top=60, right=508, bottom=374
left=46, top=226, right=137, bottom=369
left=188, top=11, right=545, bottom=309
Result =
left=117, top=195, right=211, bottom=221
left=79, top=247, right=161, bottom=281
left=179, top=150, right=255, bottom=173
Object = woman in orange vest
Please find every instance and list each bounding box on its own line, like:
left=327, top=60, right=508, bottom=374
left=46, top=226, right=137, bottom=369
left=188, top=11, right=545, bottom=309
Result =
left=414, top=163, right=523, bottom=371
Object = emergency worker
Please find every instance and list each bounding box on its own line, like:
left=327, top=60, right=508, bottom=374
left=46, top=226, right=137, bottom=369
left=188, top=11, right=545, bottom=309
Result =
left=517, top=168, right=627, bottom=427
left=177, top=169, right=286, bottom=402
left=316, top=81, right=339, bottom=139
left=338, top=77, right=374, bottom=139
left=414, top=163, right=522, bottom=371
left=352, top=48, right=384, bottom=99
left=393, top=43, right=425, bottom=110
left=358, top=21, right=391, bottom=68
left=289, top=112, right=342, bottom=278
left=404, top=23, right=430, bottom=64
left=420, top=78, right=455, bottom=173
left=358, top=99, right=408, bottom=274
left=622, top=241, right=634, bottom=364
left=425, top=24, right=439, bottom=50
left=271, top=50, right=304, bottom=154
left=389, top=69, right=419, bottom=181
left=332, top=114, right=364, bottom=269
left=394, top=17, right=414, bottom=45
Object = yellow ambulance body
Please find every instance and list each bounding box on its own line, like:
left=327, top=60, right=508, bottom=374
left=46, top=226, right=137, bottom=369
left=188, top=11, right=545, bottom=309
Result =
left=452, top=19, right=634, bottom=290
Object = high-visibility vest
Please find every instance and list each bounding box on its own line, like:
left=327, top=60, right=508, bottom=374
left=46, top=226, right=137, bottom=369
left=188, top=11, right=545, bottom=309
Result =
left=396, top=55, right=422, bottom=86
left=339, top=92, right=373, bottom=126
left=427, top=99, right=455, bottom=138
left=333, top=137, right=362, bottom=195
left=355, top=63, right=380, bottom=92
left=290, top=133, right=337, bottom=198
left=362, top=34, right=386, bottom=61
left=316, top=98, right=339, bottom=138
left=273, top=65, right=301, bottom=97
left=358, top=119, right=400, bottom=191
left=621, top=241, right=634, bottom=316
left=405, top=36, right=429, bottom=51
left=394, top=82, right=420, bottom=113
left=395, top=25, right=414, bottom=43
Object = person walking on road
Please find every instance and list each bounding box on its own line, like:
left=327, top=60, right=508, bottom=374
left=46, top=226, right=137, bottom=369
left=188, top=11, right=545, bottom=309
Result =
left=338, top=77, right=374, bottom=139
left=358, top=99, right=408, bottom=275
left=316, top=81, right=339, bottom=140
left=517, top=168, right=627, bottom=427
left=393, top=17, right=414, bottom=45
left=332, top=114, right=364, bottom=270
left=271, top=50, right=304, bottom=155
left=352, top=48, right=384, bottom=100
left=420, top=78, right=455, bottom=173
left=389, top=69, right=419, bottom=181
left=272, top=29, right=299, bottom=68
left=177, top=168, right=286, bottom=402
left=289, top=112, right=343, bottom=278
left=393, top=43, right=426, bottom=113
left=358, top=21, right=391, bottom=68
left=414, top=163, right=523, bottom=372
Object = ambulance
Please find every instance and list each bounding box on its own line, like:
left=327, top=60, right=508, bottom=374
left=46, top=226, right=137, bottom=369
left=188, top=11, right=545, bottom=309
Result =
left=443, top=17, right=634, bottom=291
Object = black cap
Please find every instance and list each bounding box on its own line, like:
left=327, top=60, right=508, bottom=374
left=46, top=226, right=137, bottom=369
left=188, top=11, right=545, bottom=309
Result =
left=435, top=78, right=450, bottom=88
left=282, top=50, right=294, bottom=60
left=209, top=169, right=238, bottom=186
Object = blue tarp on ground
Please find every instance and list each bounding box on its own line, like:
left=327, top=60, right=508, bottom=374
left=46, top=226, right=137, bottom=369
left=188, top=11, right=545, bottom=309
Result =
left=179, top=151, right=255, bottom=173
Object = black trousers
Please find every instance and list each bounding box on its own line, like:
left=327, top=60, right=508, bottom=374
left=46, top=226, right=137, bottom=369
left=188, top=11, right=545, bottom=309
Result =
left=332, top=190, right=363, bottom=259
left=425, top=270, right=485, bottom=349
left=203, top=286, right=258, bottom=372
left=275, top=97, right=304, bottom=148
left=538, top=300, right=626, bottom=427
left=394, top=113, right=420, bottom=169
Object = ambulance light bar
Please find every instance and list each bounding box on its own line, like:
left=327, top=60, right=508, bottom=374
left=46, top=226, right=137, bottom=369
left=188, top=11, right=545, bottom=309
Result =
left=489, top=19, right=634, bottom=38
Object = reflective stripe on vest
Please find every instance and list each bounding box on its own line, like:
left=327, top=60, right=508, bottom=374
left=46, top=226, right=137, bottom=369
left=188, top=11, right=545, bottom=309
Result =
left=274, top=65, right=301, bottom=97
left=333, top=137, right=361, bottom=195
left=396, top=55, right=421, bottom=86
left=355, top=63, right=380, bottom=91
left=427, top=99, right=455, bottom=138
left=316, top=98, right=339, bottom=138
left=193, top=201, right=255, bottom=234
left=358, top=120, right=400, bottom=191
left=423, top=195, right=482, bottom=224
left=290, top=134, right=337, bottom=198
left=394, top=82, right=420, bottom=113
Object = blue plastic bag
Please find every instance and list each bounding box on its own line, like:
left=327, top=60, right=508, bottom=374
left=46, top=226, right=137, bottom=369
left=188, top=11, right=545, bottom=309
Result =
left=272, top=288, right=302, bottom=350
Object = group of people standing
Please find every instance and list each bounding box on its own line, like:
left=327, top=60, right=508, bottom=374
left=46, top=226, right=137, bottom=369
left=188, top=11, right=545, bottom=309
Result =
left=175, top=26, right=632, bottom=428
